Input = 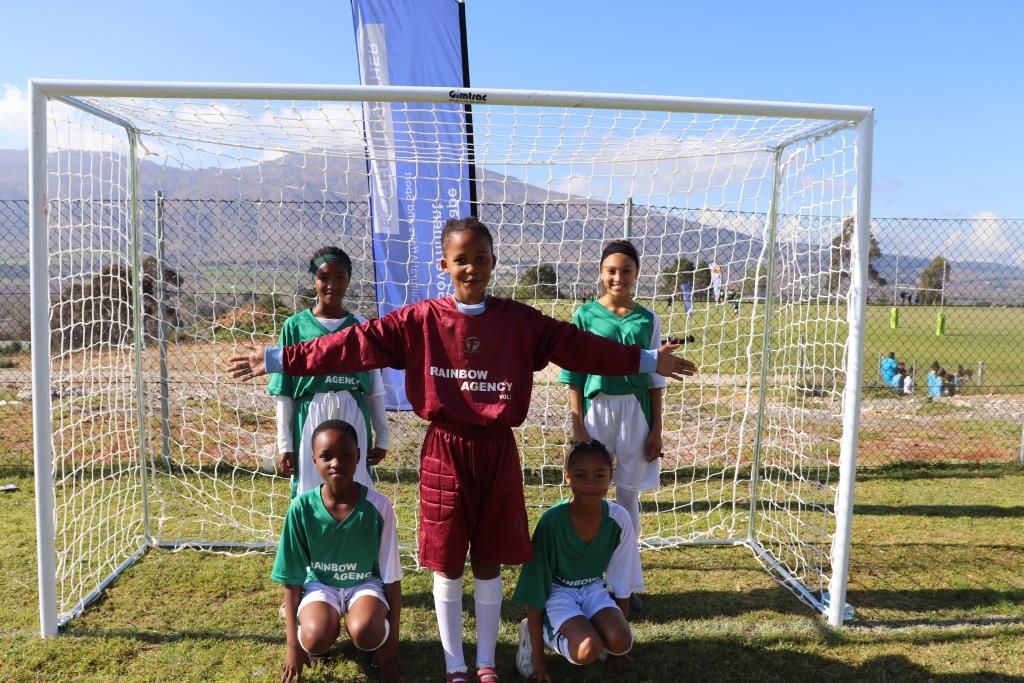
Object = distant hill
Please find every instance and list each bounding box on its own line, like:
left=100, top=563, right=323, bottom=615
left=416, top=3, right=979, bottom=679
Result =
left=1, top=146, right=1022, bottom=342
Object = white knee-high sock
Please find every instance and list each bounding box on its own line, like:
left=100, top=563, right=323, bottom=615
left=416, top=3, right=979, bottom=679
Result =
left=473, top=576, right=503, bottom=669
left=433, top=573, right=467, bottom=673
left=616, top=485, right=642, bottom=537
left=543, top=630, right=581, bottom=665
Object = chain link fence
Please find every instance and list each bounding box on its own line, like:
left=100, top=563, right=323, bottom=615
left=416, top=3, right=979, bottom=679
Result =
left=2, top=199, right=1022, bottom=466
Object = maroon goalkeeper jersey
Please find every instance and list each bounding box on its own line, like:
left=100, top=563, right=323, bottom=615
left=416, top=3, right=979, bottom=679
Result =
left=281, top=297, right=642, bottom=427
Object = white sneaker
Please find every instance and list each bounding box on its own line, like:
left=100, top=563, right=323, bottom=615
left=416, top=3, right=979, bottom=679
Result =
left=515, top=618, right=535, bottom=678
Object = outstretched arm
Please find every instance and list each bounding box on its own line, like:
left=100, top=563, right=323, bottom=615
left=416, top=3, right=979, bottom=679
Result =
left=227, top=312, right=409, bottom=381
left=536, top=314, right=697, bottom=380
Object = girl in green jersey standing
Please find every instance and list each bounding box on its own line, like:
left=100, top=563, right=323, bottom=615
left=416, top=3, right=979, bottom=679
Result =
left=268, top=246, right=390, bottom=496
left=559, top=240, right=666, bottom=542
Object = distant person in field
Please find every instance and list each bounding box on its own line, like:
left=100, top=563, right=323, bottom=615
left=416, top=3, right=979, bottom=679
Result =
left=513, top=440, right=641, bottom=681
left=227, top=217, right=696, bottom=683
left=272, top=420, right=402, bottom=683
left=268, top=246, right=390, bottom=497
left=710, top=259, right=723, bottom=303
left=927, top=364, right=944, bottom=399
left=944, top=369, right=958, bottom=397
left=561, top=240, right=666, bottom=611
left=903, top=370, right=915, bottom=396
left=891, top=363, right=906, bottom=394
left=679, top=280, right=695, bottom=318
left=729, top=289, right=741, bottom=317
left=880, top=352, right=898, bottom=386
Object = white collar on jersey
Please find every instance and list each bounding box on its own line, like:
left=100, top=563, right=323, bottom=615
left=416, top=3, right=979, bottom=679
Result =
left=451, top=295, right=488, bottom=316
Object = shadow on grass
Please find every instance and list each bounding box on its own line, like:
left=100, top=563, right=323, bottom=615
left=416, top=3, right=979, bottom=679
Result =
left=855, top=504, right=1024, bottom=517
left=60, top=626, right=282, bottom=645
left=617, top=588, right=811, bottom=620
left=853, top=615, right=1024, bottom=630
left=857, top=462, right=1021, bottom=481
left=55, top=627, right=1024, bottom=682
left=532, top=640, right=1024, bottom=682
left=849, top=587, right=1024, bottom=613
left=0, top=460, right=33, bottom=480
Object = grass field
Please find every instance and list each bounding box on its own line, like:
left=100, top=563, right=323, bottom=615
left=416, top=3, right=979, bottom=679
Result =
left=1, top=445, right=1022, bottom=681
left=1, top=296, right=1021, bottom=680
left=516, top=298, right=1024, bottom=391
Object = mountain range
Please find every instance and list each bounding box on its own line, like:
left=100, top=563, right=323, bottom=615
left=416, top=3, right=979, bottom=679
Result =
left=0, top=147, right=1021, bottom=338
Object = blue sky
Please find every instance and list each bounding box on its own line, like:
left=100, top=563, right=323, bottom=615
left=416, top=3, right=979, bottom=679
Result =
left=1, top=0, right=1021, bottom=219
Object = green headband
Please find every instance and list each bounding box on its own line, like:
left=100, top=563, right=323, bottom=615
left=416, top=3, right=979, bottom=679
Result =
left=309, top=254, right=351, bottom=277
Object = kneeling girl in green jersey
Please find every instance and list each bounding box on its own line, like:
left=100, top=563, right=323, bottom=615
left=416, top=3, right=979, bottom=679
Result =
left=560, top=240, right=666, bottom=538
left=513, top=440, right=641, bottom=680
left=272, top=420, right=402, bottom=683
left=268, top=246, right=390, bottom=497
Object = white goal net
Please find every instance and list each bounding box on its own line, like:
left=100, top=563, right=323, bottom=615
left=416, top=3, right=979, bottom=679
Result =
left=30, top=83, right=872, bottom=634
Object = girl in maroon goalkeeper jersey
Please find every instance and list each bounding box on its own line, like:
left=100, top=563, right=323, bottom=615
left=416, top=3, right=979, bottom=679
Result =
left=227, top=217, right=696, bottom=683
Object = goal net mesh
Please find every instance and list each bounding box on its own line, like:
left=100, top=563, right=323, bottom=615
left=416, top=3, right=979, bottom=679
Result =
left=39, top=92, right=859, bottom=625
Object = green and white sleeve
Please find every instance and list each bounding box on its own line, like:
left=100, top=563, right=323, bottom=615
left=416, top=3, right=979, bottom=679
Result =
left=605, top=502, right=645, bottom=599
left=369, top=491, right=403, bottom=584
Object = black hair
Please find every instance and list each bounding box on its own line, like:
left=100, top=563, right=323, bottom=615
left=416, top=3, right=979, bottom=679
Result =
left=309, top=246, right=353, bottom=277
left=441, top=216, right=494, bottom=253
left=311, top=419, right=359, bottom=449
left=600, top=240, right=640, bottom=270
left=565, top=440, right=613, bottom=469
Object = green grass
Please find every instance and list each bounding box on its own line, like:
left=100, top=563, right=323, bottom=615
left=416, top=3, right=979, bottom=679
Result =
left=2, top=298, right=1021, bottom=679
left=518, top=298, right=1024, bottom=391
left=862, top=304, right=1024, bottom=391
left=1, top=446, right=1022, bottom=682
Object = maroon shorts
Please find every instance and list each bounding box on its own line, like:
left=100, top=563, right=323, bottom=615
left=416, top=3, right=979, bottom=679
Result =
left=417, top=420, right=532, bottom=573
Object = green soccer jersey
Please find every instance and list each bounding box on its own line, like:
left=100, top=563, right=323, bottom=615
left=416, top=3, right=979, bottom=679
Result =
left=267, top=309, right=374, bottom=400
left=268, top=309, right=381, bottom=497
left=512, top=499, right=644, bottom=611
left=557, top=301, right=666, bottom=426
left=270, top=484, right=402, bottom=588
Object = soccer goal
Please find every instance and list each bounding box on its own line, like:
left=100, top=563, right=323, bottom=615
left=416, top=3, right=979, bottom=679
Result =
left=29, top=80, right=873, bottom=636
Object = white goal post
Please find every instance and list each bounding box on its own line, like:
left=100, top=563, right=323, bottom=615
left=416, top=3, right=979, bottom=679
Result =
left=29, top=80, right=873, bottom=636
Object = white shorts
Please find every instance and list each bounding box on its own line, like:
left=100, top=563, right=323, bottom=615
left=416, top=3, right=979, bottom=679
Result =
left=298, top=577, right=388, bottom=617
left=544, top=580, right=620, bottom=639
left=584, top=393, right=659, bottom=492
left=297, top=391, right=374, bottom=496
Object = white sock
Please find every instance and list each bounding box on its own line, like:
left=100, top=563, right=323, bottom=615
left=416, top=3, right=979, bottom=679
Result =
left=543, top=630, right=580, bottom=665
left=616, top=485, right=642, bottom=537
left=433, top=573, right=467, bottom=673
left=473, top=576, right=503, bottom=669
